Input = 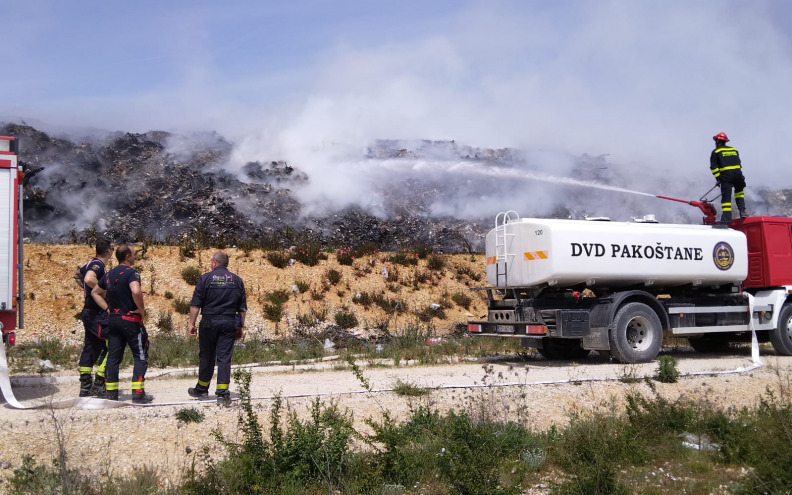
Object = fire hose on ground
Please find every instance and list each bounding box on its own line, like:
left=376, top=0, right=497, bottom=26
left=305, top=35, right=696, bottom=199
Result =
left=0, top=294, right=764, bottom=410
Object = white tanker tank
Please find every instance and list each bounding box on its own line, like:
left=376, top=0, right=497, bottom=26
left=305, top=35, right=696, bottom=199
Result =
left=485, top=212, right=748, bottom=289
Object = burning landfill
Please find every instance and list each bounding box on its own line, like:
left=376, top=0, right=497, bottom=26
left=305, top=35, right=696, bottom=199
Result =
left=3, top=122, right=791, bottom=251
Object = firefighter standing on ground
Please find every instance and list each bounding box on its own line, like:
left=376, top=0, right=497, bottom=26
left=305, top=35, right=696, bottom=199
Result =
left=74, top=238, right=112, bottom=397
left=91, top=244, right=153, bottom=404
left=187, top=251, right=247, bottom=404
left=710, top=132, right=747, bottom=224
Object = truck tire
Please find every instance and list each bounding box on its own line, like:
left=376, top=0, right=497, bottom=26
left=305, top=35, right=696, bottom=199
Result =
left=688, top=335, right=731, bottom=353
left=770, top=304, right=792, bottom=356
left=608, top=302, right=663, bottom=363
left=536, top=339, right=591, bottom=360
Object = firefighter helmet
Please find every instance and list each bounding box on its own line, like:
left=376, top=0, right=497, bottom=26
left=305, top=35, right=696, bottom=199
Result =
left=713, top=132, right=729, bottom=142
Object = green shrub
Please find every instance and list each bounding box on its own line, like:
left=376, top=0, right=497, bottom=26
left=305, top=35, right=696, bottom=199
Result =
left=175, top=407, right=205, bottom=424
left=294, top=279, right=310, bottom=293
left=353, top=241, right=379, bottom=257
left=416, top=304, right=445, bottom=322
left=294, top=238, right=325, bottom=267
left=264, top=302, right=284, bottom=322
left=455, top=264, right=482, bottom=282
left=426, top=254, right=445, bottom=271
left=265, top=289, right=290, bottom=305
left=353, top=291, right=372, bottom=307
left=392, top=379, right=429, bottom=397
left=156, top=310, right=173, bottom=332
left=410, top=243, right=433, bottom=259
left=373, top=293, right=407, bottom=314
left=266, top=250, right=291, bottom=269
left=164, top=290, right=174, bottom=299
left=173, top=297, right=191, bottom=315
left=386, top=251, right=419, bottom=266
left=656, top=355, right=680, bottom=383
left=326, top=268, right=342, bottom=285
left=310, top=287, right=325, bottom=301
left=451, top=291, right=472, bottom=309
left=181, top=266, right=201, bottom=285
left=334, top=310, right=358, bottom=329
left=336, top=248, right=354, bottom=266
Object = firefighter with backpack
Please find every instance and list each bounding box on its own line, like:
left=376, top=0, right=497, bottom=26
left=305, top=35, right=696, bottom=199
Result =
left=73, top=239, right=112, bottom=397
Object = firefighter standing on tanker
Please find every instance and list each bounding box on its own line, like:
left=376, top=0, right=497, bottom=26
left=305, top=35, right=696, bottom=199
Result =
left=74, top=238, right=112, bottom=397
left=710, top=132, right=747, bottom=224
left=187, top=251, right=247, bottom=404
left=91, top=244, right=153, bottom=404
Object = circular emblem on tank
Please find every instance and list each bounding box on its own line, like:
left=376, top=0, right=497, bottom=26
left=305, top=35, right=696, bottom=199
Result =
left=712, top=242, right=734, bottom=271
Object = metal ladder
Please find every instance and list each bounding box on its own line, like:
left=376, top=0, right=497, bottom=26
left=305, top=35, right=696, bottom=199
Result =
left=494, top=210, right=519, bottom=286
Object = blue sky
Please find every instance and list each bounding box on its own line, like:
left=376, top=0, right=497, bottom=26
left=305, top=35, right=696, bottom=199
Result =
left=2, top=0, right=791, bottom=189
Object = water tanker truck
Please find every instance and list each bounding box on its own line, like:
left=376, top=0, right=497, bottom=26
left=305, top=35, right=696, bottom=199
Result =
left=467, top=210, right=792, bottom=363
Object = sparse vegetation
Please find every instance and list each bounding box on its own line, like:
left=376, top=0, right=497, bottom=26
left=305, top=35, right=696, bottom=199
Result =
left=386, top=250, right=419, bottom=266
left=392, top=378, right=430, bottom=397
left=451, top=290, right=472, bottom=309
left=336, top=248, right=354, bottom=266
left=426, top=253, right=445, bottom=271
left=155, top=310, right=173, bottom=332
left=173, top=297, right=191, bottom=314
left=265, top=250, right=291, bottom=269
left=325, top=268, right=342, bottom=285
left=175, top=407, right=205, bottom=424
left=657, top=355, right=680, bottom=383
left=293, top=237, right=326, bottom=266
left=180, top=266, right=201, bottom=285
left=293, top=279, right=310, bottom=293
left=334, top=309, right=358, bottom=329
left=263, top=302, right=284, bottom=322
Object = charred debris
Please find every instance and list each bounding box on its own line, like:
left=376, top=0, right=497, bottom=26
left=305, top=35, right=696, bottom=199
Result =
left=3, top=123, right=788, bottom=252
left=3, top=124, right=494, bottom=252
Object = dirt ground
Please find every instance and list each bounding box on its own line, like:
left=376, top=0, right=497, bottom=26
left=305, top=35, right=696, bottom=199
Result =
left=1, top=244, right=791, bottom=492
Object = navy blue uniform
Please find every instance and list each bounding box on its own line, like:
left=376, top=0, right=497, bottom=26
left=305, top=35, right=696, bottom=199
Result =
left=99, top=265, right=148, bottom=396
left=190, top=266, right=247, bottom=396
left=77, top=258, right=109, bottom=394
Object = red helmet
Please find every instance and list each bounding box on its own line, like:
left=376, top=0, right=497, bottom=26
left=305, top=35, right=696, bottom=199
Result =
left=713, top=132, right=729, bottom=142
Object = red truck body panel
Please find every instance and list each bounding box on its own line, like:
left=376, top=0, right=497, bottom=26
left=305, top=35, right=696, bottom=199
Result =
left=731, top=216, right=792, bottom=288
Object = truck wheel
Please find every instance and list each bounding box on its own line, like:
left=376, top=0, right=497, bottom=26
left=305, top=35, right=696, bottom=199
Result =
left=770, top=304, right=792, bottom=356
left=537, top=339, right=591, bottom=360
left=609, top=302, right=663, bottom=363
left=688, top=336, right=731, bottom=353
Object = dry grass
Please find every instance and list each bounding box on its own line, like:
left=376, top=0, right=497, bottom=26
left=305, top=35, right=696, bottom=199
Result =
left=21, top=244, right=487, bottom=347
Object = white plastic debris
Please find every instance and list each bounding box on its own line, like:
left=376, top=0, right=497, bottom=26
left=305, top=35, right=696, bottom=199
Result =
left=38, top=360, right=54, bottom=370
left=429, top=303, right=441, bottom=310
left=324, top=338, right=335, bottom=350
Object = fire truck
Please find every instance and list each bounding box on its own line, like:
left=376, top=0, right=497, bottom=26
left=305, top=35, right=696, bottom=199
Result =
left=467, top=208, right=792, bottom=363
left=0, top=136, right=23, bottom=347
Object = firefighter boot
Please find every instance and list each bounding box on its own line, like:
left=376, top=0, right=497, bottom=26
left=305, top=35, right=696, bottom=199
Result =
left=188, top=384, right=209, bottom=398
left=736, top=197, right=748, bottom=218
left=91, top=375, right=106, bottom=397
left=132, top=389, right=154, bottom=404
left=106, top=389, right=119, bottom=401
left=79, top=374, right=93, bottom=397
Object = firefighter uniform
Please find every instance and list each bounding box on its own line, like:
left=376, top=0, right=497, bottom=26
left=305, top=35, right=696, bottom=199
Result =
left=710, top=144, right=746, bottom=224
left=188, top=261, right=247, bottom=401
left=99, top=264, right=151, bottom=403
left=77, top=257, right=109, bottom=397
